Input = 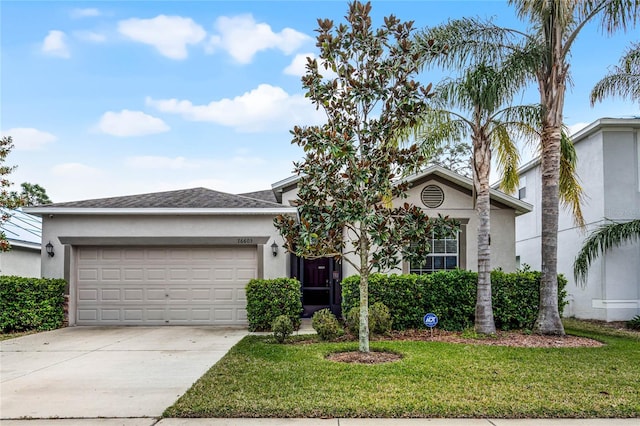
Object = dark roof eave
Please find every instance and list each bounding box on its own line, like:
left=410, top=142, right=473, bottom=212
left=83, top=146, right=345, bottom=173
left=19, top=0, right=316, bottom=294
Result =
left=23, top=207, right=298, bottom=216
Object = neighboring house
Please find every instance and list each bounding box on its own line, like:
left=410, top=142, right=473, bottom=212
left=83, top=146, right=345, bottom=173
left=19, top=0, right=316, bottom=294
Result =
left=515, top=117, right=640, bottom=321
left=0, top=209, right=42, bottom=277
left=25, top=165, right=531, bottom=326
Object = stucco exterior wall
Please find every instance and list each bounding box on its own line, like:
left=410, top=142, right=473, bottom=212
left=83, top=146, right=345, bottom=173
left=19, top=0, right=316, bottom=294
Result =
left=515, top=121, right=640, bottom=321
left=41, top=214, right=289, bottom=282
left=0, top=246, right=41, bottom=277
left=404, top=178, right=518, bottom=272
left=340, top=177, right=520, bottom=277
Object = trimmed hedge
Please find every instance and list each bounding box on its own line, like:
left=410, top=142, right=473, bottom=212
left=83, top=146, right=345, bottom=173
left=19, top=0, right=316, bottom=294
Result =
left=246, top=278, right=302, bottom=332
left=342, top=270, right=568, bottom=331
left=0, top=276, right=67, bottom=332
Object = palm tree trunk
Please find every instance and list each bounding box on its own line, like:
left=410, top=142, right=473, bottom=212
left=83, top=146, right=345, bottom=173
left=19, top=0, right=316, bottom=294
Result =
left=474, top=137, right=496, bottom=334
left=534, top=41, right=567, bottom=335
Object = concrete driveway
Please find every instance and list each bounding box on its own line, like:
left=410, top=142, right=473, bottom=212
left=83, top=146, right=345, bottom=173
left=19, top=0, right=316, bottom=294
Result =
left=0, top=326, right=247, bottom=420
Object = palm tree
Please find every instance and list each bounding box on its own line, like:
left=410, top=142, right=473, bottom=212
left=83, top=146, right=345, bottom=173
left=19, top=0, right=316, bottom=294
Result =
left=417, top=2, right=638, bottom=335
left=591, top=41, right=640, bottom=106
left=574, top=219, right=640, bottom=285
left=510, top=0, right=639, bottom=335
left=411, top=63, right=540, bottom=334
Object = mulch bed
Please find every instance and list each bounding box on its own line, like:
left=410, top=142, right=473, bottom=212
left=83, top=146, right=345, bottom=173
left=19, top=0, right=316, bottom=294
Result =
left=323, top=329, right=604, bottom=364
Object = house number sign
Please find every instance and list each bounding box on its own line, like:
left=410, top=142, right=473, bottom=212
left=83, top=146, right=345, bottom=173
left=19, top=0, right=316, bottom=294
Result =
left=237, top=238, right=253, bottom=244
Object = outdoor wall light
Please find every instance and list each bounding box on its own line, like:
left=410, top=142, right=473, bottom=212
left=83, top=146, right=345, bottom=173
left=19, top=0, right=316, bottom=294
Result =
left=271, top=242, right=279, bottom=257
left=45, top=241, right=55, bottom=257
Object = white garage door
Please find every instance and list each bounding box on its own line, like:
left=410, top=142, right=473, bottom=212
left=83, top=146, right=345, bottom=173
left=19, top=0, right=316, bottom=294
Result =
left=76, top=246, right=256, bottom=325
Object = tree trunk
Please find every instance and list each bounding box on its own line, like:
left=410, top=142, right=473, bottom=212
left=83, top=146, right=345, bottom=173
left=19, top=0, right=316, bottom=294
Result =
left=534, top=119, right=565, bottom=335
left=358, top=235, right=370, bottom=352
left=473, top=135, right=496, bottom=334
left=534, top=30, right=567, bottom=335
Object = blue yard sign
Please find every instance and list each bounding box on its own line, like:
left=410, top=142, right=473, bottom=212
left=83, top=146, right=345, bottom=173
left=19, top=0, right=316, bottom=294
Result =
left=423, top=313, right=438, bottom=328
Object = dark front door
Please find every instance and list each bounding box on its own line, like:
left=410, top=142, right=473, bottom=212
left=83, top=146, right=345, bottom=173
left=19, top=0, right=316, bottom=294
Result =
left=291, top=255, right=342, bottom=317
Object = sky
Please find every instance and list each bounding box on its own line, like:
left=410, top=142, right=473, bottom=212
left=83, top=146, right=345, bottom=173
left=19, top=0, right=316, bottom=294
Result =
left=2, top=0, right=639, bottom=203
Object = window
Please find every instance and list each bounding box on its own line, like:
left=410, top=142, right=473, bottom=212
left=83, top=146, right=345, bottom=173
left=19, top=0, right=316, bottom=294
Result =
left=410, top=232, right=459, bottom=274
left=518, top=176, right=527, bottom=200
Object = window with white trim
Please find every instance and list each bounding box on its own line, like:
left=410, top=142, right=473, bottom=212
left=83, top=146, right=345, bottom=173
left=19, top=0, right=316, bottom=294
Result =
left=410, top=232, right=459, bottom=274
left=518, top=176, right=527, bottom=200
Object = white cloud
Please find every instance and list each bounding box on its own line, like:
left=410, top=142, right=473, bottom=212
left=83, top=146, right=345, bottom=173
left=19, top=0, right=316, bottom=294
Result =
left=70, top=8, right=101, bottom=19
left=283, top=53, right=338, bottom=79
left=42, top=30, right=70, bottom=58
left=74, top=31, right=107, bottom=43
left=118, top=15, right=206, bottom=60
left=146, top=84, right=324, bottom=132
left=284, top=53, right=314, bottom=77
left=207, top=14, right=311, bottom=64
left=125, top=156, right=200, bottom=170
left=1, top=128, right=57, bottom=150
left=97, top=110, right=170, bottom=137
left=51, top=162, right=102, bottom=177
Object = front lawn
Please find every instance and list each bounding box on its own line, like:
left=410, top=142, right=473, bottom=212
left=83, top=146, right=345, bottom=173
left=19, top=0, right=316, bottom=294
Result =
left=165, top=320, right=640, bottom=418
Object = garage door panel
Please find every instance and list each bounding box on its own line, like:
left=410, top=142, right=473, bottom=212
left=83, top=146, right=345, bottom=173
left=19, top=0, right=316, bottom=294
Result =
left=78, top=268, right=98, bottom=281
left=76, top=246, right=256, bottom=325
left=78, top=288, right=98, bottom=302
left=124, top=268, right=144, bottom=280
left=101, top=289, right=120, bottom=301
left=101, top=269, right=121, bottom=280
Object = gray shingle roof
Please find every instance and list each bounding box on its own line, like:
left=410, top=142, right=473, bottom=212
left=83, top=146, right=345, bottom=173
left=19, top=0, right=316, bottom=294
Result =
left=40, top=187, right=287, bottom=209
left=238, top=189, right=278, bottom=203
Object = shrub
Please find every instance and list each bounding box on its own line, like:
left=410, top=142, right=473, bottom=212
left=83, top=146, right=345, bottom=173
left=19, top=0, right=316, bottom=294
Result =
left=246, top=278, right=302, bottom=332
left=341, top=270, right=568, bottom=331
left=312, top=308, right=343, bottom=341
left=342, top=273, right=424, bottom=330
left=422, top=270, right=476, bottom=331
left=272, top=315, right=294, bottom=343
left=0, top=276, right=67, bottom=332
left=344, top=307, right=362, bottom=336
left=370, top=302, right=392, bottom=335
left=626, top=315, right=640, bottom=330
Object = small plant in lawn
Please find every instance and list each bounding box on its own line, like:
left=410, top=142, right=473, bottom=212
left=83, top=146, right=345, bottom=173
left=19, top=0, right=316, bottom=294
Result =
left=370, top=302, right=392, bottom=335
left=346, top=304, right=391, bottom=336
left=272, top=315, right=294, bottom=343
left=311, top=309, right=343, bottom=341
left=345, top=307, right=365, bottom=336
left=626, top=315, right=640, bottom=330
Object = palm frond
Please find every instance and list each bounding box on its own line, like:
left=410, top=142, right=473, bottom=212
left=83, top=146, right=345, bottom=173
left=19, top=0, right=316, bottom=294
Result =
left=591, top=41, right=640, bottom=105
left=491, top=124, right=520, bottom=194
left=414, top=17, right=528, bottom=70
left=573, top=219, right=640, bottom=286
left=559, top=132, right=586, bottom=228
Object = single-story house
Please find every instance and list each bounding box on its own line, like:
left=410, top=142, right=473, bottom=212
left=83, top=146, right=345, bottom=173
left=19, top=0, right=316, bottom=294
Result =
left=25, top=165, right=531, bottom=326
left=0, top=208, right=42, bottom=277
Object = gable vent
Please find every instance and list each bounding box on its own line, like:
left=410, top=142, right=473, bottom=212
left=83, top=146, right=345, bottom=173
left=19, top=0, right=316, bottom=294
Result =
left=421, top=185, right=444, bottom=208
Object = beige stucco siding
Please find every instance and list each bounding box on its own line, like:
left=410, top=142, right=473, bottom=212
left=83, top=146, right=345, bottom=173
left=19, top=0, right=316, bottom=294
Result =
left=41, top=214, right=288, bottom=281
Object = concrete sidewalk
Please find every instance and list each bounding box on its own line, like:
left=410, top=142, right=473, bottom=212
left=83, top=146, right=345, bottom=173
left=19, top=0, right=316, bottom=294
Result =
left=1, top=418, right=639, bottom=425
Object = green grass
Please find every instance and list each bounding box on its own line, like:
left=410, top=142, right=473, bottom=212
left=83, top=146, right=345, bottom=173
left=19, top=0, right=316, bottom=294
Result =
left=165, top=320, right=640, bottom=418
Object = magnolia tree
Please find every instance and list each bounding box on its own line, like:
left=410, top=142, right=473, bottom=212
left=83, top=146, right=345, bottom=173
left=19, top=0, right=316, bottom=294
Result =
left=1, top=136, right=24, bottom=251
left=274, top=1, right=458, bottom=353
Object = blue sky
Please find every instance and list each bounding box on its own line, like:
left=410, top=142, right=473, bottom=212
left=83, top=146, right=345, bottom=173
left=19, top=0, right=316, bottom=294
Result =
left=2, top=1, right=638, bottom=203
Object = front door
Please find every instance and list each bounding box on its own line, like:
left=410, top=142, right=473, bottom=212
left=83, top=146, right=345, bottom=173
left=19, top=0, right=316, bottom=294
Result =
left=291, top=255, right=342, bottom=317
